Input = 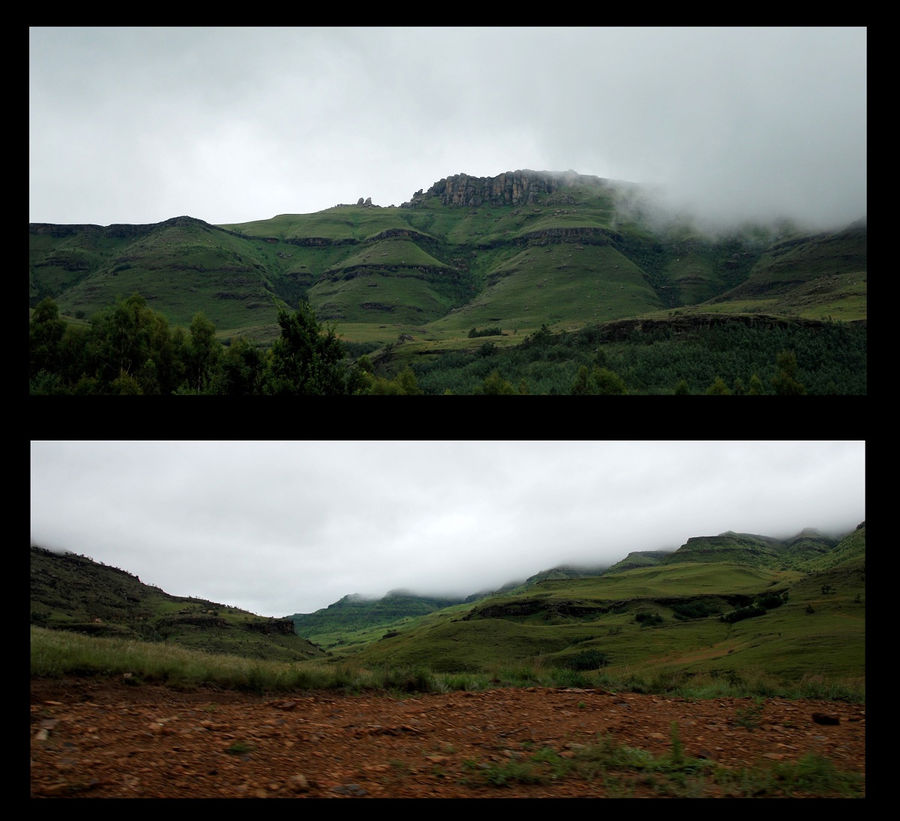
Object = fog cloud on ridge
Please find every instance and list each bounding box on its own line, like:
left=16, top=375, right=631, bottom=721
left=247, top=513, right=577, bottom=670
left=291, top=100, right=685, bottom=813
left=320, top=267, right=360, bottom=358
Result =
left=30, top=441, right=865, bottom=616
left=29, top=27, right=865, bottom=232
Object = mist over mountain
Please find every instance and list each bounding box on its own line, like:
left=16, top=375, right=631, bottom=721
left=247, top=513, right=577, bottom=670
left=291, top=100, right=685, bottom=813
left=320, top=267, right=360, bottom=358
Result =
left=30, top=28, right=865, bottom=233
left=284, top=523, right=861, bottom=645
left=29, top=442, right=867, bottom=618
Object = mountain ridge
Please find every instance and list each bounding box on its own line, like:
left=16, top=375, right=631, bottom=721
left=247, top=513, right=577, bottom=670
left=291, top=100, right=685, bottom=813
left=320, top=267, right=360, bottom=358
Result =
left=30, top=169, right=866, bottom=345
left=286, top=525, right=860, bottom=637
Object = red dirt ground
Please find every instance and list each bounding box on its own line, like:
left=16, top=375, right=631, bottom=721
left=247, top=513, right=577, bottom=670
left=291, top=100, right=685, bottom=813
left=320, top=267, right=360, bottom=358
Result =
left=30, top=678, right=865, bottom=798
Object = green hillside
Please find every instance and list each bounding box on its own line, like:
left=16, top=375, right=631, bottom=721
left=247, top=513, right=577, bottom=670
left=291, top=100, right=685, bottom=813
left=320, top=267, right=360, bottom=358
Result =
left=28, top=217, right=302, bottom=336
left=289, top=591, right=468, bottom=651
left=30, top=171, right=866, bottom=347
left=28, top=170, right=867, bottom=395
left=30, top=523, right=865, bottom=699
left=661, top=530, right=838, bottom=568
left=605, top=550, right=675, bottom=574
left=333, top=526, right=864, bottom=688
left=29, top=546, right=325, bottom=662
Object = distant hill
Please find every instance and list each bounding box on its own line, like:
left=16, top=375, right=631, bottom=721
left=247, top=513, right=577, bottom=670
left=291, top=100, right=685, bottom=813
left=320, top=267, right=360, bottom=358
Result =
left=797, top=521, right=866, bottom=573
left=605, top=550, right=676, bottom=574
left=342, top=524, right=865, bottom=680
left=29, top=546, right=325, bottom=662
left=523, top=563, right=612, bottom=585
left=707, top=219, right=867, bottom=321
left=288, top=567, right=616, bottom=649
left=288, top=591, right=468, bottom=647
left=288, top=526, right=859, bottom=654
left=662, top=529, right=839, bottom=568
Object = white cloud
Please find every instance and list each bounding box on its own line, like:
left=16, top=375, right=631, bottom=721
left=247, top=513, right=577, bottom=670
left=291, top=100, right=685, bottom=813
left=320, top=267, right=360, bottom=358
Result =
left=30, top=440, right=865, bottom=616
left=29, top=27, right=865, bottom=230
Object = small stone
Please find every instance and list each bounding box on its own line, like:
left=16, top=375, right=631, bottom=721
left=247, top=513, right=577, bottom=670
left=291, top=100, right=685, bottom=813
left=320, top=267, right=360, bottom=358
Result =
left=332, top=783, right=367, bottom=796
left=288, top=773, right=309, bottom=793
left=812, top=712, right=840, bottom=725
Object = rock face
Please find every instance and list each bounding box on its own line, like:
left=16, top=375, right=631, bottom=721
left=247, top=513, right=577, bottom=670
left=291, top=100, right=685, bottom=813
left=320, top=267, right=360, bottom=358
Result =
left=408, top=170, right=596, bottom=208
left=245, top=618, right=297, bottom=636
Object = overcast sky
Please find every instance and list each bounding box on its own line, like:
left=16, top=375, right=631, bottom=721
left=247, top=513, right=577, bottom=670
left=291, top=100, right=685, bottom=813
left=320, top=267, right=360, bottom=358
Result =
left=29, top=27, right=866, bottom=232
left=30, top=441, right=865, bottom=617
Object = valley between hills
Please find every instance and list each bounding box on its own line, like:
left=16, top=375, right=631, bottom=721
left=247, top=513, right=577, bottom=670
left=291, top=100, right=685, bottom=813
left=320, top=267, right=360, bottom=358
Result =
left=31, top=522, right=865, bottom=687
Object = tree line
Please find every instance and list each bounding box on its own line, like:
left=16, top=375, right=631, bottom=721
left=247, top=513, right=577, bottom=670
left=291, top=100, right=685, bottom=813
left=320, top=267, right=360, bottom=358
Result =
left=411, top=319, right=865, bottom=395
left=30, top=295, right=863, bottom=395
left=28, top=295, right=415, bottom=395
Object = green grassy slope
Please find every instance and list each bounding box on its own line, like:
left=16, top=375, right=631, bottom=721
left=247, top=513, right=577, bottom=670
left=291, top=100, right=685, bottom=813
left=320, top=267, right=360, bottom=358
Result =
left=30, top=172, right=866, bottom=353
left=605, top=550, right=675, bottom=574
left=421, top=243, right=663, bottom=339
left=30, top=218, right=305, bottom=336
left=696, top=221, right=867, bottom=321
left=661, top=530, right=838, bottom=568
left=289, top=592, right=468, bottom=651
left=29, top=522, right=865, bottom=692
left=339, top=526, right=864, bottom=687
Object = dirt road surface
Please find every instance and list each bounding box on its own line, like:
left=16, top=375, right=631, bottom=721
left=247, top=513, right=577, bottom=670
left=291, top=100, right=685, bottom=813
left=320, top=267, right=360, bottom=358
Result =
left=30, top=678, right=865, bottom=798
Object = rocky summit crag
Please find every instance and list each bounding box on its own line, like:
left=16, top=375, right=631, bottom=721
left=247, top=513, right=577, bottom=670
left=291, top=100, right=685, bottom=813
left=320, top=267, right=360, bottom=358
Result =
left=406, top=169, right=592, bottom=209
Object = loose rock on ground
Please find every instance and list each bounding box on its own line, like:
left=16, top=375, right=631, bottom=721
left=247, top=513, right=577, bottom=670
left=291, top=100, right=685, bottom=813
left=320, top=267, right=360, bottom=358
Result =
left=30, top=678, right=865, bottom=798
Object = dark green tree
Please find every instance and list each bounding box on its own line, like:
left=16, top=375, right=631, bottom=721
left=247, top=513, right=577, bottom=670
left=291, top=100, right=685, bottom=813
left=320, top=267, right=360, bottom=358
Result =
left=771, top=350, right=807, bottom=395
left=368, top=366, right=424, bottom=394
left=593, top=367, right=627, bottom=394
left=572, top=365, right=627, bottom=395
left=214, top=337, right=265, bottom=396
left=29, top=297, right=67, bottom=380
left=747, top=373, right=765, bottom=395
left=265, top=301, right=350, bottom=395
left=88, top=294, right=182, bottom=394
left=481, top=369, right=517, bottom=394
left=183, top=312, right=222, bottom=393
left=395, top=366, right=423, bottom=395
left=706, top=376, right=732, bottom=395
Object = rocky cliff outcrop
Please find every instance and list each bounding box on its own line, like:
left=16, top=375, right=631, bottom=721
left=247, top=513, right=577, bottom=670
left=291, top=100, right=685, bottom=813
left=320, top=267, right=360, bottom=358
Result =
left=245, top=618, right=298, bottom=636
left=405, top=170, right=600, bottom=209
left=594, top=312, right=844, bottom=342
left=518, top=226, right=621, bottom=246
